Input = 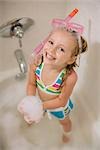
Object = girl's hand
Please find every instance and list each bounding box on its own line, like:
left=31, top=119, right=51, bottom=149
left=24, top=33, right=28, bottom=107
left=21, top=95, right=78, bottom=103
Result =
left=17, top=96, right=44, bottom=124
left=24, top=114, right=35, bottom=124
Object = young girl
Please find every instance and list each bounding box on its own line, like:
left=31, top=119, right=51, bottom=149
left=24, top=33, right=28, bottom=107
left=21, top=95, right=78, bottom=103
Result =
left=18, top=10, right=87, bottom=142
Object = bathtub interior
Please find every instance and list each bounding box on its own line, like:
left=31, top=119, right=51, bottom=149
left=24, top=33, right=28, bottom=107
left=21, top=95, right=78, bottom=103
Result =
left=0, top=77, right=99, bottom=150
left=0, top=0, right=100, bottom=149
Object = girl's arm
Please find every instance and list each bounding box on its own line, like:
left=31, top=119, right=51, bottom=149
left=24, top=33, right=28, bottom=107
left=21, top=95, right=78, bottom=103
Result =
left=26, top=54, right=42, bottom=96
left=43, top=70, right=78, bottom=109
left=26, top=63, right=37, bottom=96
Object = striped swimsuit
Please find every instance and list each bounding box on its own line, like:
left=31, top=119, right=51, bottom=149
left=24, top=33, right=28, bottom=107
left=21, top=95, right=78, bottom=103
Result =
left=35, top=62, right=66, bottom=95
left=35, top=63, right=74, bottom=120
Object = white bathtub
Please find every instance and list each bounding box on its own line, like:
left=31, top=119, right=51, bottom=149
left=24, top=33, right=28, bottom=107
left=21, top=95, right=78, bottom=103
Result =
left=0, top=76, right=99, bottom=150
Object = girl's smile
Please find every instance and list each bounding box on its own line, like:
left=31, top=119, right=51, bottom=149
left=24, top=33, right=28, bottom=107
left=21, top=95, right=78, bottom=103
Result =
left=45, top=51, right=56, bottom=61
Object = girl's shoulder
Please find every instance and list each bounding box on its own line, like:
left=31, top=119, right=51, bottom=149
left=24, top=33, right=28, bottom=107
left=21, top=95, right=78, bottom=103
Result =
left=33, top=54, right=43, bottom=66
left=66, top=69, right=78, bottom=84
left=61, top=69, right=77, bottom=87
left=29, top=54, right=43, bottom=70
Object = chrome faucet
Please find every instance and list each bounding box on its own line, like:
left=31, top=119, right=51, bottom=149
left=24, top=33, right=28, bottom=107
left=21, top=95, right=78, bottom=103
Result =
left=14, top=49, right=27, bottom=79
left=0, top=17, right=34, bottom=80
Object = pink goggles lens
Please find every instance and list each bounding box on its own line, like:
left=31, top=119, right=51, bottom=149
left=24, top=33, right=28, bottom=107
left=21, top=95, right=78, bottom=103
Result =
left=52, top=19, right=84, bottom=35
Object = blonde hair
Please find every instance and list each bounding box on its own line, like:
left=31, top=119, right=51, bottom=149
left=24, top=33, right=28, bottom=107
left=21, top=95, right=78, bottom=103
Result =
left=67, top=34, right=88, bottom=71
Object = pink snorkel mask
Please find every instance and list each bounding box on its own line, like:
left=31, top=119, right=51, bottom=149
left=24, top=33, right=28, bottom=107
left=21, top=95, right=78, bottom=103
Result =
left=33, top=8, right=84, bottom=55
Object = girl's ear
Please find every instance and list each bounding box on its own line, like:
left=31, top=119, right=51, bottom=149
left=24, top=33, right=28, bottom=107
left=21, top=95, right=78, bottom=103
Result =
left=67, top=56, right=77, bottom=65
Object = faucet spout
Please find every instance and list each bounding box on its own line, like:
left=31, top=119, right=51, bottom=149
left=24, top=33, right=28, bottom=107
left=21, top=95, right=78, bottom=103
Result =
left=14, top=49, right=27, bottom=79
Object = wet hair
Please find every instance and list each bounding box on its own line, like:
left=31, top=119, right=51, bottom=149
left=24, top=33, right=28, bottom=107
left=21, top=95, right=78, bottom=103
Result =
left=66, top=31, right=88, bottom=72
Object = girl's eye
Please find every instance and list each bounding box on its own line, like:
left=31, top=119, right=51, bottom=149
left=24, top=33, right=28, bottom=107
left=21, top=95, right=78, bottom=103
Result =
left=48, top=40, right=54, bottom=45
left=58, top=47, right=65, bottom=52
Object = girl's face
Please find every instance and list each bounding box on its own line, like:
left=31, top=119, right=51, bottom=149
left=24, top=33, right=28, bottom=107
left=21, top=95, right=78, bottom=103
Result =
left=43, top=28, right=77, bottom=70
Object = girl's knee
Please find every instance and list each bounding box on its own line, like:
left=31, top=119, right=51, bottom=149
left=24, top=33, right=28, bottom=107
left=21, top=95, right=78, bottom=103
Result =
left=59, top=117, right=72, bottom=132
left=59, top=117, right=71, bottom=125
